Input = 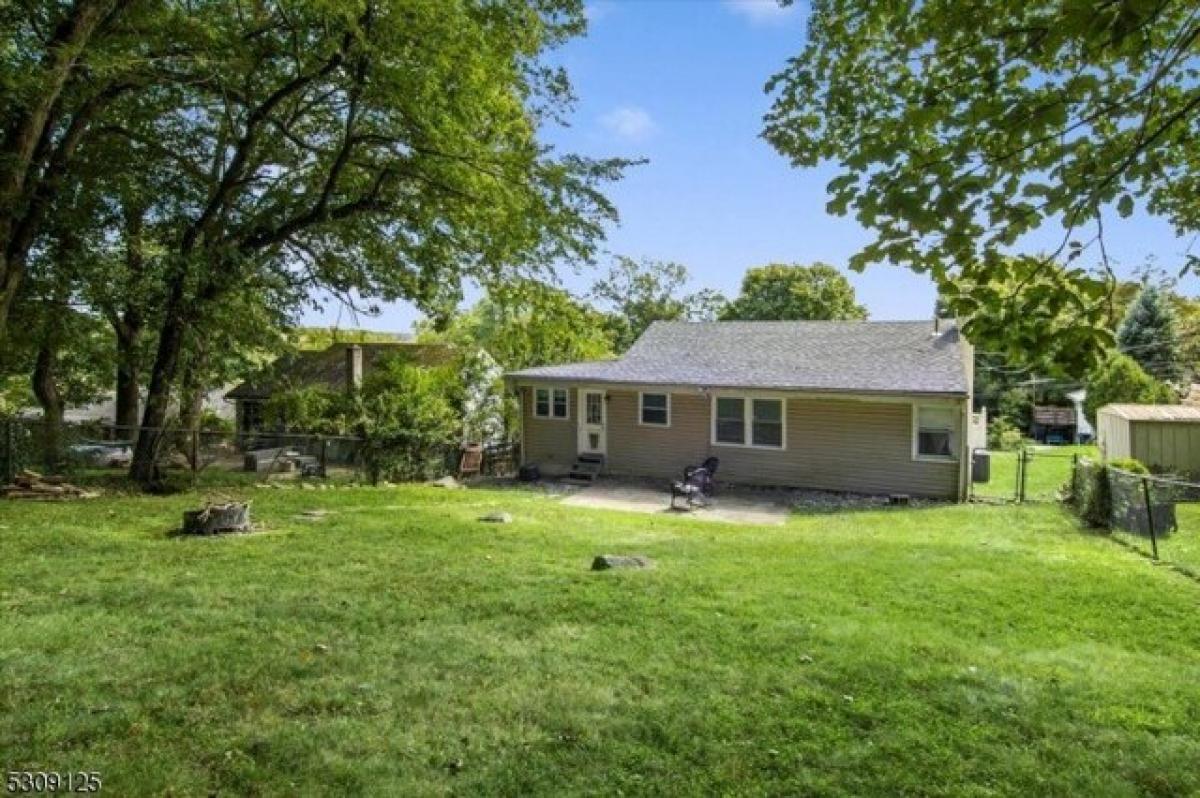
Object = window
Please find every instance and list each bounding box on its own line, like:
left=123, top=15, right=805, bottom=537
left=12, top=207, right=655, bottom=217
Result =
left=715, top=397, right=745, bottom=444
left=639, top=393, right=670, bottom=426
left=752, top=399, right=783, bottom=447
left=586, top=392, right=603, bottom=424
left=713, top=396, right=785, bottom=449
left=534, top=387, right=569, bottom=419
left=915, top=405, right=957, bottom=459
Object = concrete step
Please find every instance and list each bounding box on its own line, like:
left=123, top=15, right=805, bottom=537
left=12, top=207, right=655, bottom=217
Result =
left=577, top=452, right=605, bottom=465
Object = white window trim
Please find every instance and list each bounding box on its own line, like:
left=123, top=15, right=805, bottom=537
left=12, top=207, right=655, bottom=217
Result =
left=533, top=386, right=570, bottom=421
left=710, top=394, right=787, bottom=450
left=912, top=403, right=959, bottom=462
left=638, top=392, right=671, bottom=428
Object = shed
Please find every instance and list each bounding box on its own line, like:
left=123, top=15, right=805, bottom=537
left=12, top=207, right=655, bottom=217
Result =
left=1096, top=404, right=1200, bottom=475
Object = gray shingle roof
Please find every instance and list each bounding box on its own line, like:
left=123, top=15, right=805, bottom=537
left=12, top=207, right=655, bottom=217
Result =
left=507, top=320, right=968, bottom=395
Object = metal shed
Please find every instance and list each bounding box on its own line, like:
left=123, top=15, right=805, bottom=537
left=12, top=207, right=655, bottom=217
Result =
left=1096, top=404, right=1200, bottom=475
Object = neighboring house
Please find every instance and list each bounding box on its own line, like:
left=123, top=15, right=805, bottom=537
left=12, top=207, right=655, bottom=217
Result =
left=506, top=320, right=973, bottom=499
left=226, top=342, right=454, bottom=435
left=21, top=387, right=237, bottom=428
left=1030, top=405, right=1077, bottom=444
left=1096, top=404, right=1200, bottom=475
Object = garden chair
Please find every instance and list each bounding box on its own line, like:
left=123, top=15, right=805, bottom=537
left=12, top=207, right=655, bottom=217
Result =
left=670, top=456, right=720, bottom=509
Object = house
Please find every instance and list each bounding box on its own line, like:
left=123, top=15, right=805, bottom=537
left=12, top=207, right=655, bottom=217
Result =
left=226, top=341, right=454, bottom=435
left=506, top=320, right=973, bottom=499
left=1096, top=404, right=1200, bottom=475
left=1030, top=405, right=1077, bottom=444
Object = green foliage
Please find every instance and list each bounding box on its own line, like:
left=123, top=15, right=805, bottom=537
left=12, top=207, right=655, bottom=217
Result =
left=764, top=0, right=1200, bottom=364
left=1108, top=458, right=1149, bottom=476
left=426, top=281, right=614, bottom=372
left=1076, top=460, right=1112, bottom=528
left=290, top=328, right=407, bottom=352
left=721, top=263, right=866, bottom=321
left=263, top=386, right=350, bottom=435
left=1084, top=353, right=1176, bottom=424
left=942, top=256, right=1112, bottom=377
left=995, top=388, right=1032, bottom=432
left=1117, top=284, right=1184, bottom=383
left=355, top=360, right=461, bottom=483
left=987, top=417, right=1023, bottom=451
left=590, top=257, right=727, bottom=351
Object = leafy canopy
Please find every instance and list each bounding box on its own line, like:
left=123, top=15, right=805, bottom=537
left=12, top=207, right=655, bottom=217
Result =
left=1084, top=353, right=1176, bottom=424
left=721, top=263, right=866, bottom=321
left=1117, top=283, right=1184, bottom=384
left=590, top=256, right=727, bottom=351
left=765, top=0, right=1200, bottom=366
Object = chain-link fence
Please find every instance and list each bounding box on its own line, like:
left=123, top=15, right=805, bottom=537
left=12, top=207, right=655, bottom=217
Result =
left=0, top=417, right=519, bottom=490
left=969, top=445, right=1092, bottom=503
left=1067, top=458, right=1200, bottom=575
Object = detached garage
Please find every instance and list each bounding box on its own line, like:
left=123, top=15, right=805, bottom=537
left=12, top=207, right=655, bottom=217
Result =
left=1097, top=404, right=1200, bottom=475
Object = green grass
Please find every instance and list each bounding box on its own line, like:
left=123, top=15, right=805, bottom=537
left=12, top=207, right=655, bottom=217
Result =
left=972, top=444, right=1097, bottom=502
left=3, top=485, right=1200, bottom=796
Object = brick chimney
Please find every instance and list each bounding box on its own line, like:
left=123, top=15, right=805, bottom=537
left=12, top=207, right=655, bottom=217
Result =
left=346, top=345, right=363, bottom=392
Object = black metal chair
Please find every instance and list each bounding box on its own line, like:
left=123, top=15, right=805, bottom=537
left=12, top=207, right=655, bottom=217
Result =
left=670, top=456, right=720, bottom=509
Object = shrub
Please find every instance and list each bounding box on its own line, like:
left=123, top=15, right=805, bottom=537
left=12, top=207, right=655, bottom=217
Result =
left=1107, top=457, right=1148, bottom=475
left=987, top=417, right=1024, bottom=451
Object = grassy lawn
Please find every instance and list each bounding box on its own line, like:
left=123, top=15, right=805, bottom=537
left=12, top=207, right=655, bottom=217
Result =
left=971, top=444, right=1097, bottom=502
left=3, top=485, right=1200, bottom=796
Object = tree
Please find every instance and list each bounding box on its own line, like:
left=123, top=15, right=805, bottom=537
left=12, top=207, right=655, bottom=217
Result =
left=1084, top=353, right=1175, bottom=424
left=1117, top=284, right=1184, bottom=384
left=721, top=263, right=866, bottom=321
left=427, top=281, right=614, bottom=373
left=0, top=0, right=178, bottom=338
left=939, top=255, right=1112, bottom=376
left=590, top=256, right=727, bottom=350
left=764, top=0, right=1200, bottom=363
left=110, top=0, right=626, bottom=483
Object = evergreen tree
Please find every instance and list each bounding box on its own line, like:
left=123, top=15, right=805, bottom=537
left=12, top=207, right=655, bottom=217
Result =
left=1117, top=285, right=1184, bottom=384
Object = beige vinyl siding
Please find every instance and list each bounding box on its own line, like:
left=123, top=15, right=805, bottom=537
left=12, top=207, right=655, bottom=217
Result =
left=602, top=389, right=960, bottom=498
left=520, top=386, right=576, bottom=474
left=606, top=391, right=710, bottom=479
left=1097, top=409, right=1132, bottom=460
left=1131, top=421, right=1200, bottom=475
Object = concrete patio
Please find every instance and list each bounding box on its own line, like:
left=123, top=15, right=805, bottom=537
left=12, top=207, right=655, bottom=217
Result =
left=556, top=476, right=914, bottom=525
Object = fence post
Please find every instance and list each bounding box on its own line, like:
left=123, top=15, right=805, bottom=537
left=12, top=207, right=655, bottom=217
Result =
left=1141, top=476, right=1159, bottom=560
left=1070, top=453, right=1079, bottom=504
left=320, top=437, right=328, bottom=478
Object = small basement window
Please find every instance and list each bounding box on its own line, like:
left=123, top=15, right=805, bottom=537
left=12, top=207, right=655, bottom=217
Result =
left=534, top=387, right=569, bottom=419
left=915, top=405, right=957, bottom=459
left=639, top=392, right=670, bottom=426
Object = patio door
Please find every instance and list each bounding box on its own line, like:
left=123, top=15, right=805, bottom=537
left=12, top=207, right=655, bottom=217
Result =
left=577, top=390, right=607, bottom=457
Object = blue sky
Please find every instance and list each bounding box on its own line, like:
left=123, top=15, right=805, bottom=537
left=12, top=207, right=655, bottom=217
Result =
left=304, top=0, right=1194, bottom=333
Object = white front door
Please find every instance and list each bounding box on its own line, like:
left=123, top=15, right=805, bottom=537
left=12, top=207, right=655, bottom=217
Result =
left=578, top=390, right=607, bottom=456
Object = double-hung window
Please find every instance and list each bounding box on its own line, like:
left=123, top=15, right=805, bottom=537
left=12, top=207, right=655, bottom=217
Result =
left=639, top=393, right=670, bottom=426
left=713, top=396, right=785, bottom=449
left=915, top=405, right=957, bottom=459
left=533, top=387, right=569, bottom=420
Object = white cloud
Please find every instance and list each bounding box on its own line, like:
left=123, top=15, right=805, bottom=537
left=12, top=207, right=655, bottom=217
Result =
left=600, top=106, right=658, bottom=141
left=584, top=2, right=614, bottom=24
left=724, top=0, right=796, bottom=25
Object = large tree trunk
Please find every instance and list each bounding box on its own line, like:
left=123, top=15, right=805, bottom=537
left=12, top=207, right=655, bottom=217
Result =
left=129, top=286, right=188, bottom=484
left=112, top=203, right=146, bottom=435
left=113, top=319, right=141, bottom=434
left=0, top=0, right=126, bottom=337
left=32, top=343, right=65, bottom=473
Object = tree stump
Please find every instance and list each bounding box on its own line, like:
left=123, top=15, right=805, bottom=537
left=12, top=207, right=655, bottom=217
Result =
left=182, top=502, right=251, bottom=535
